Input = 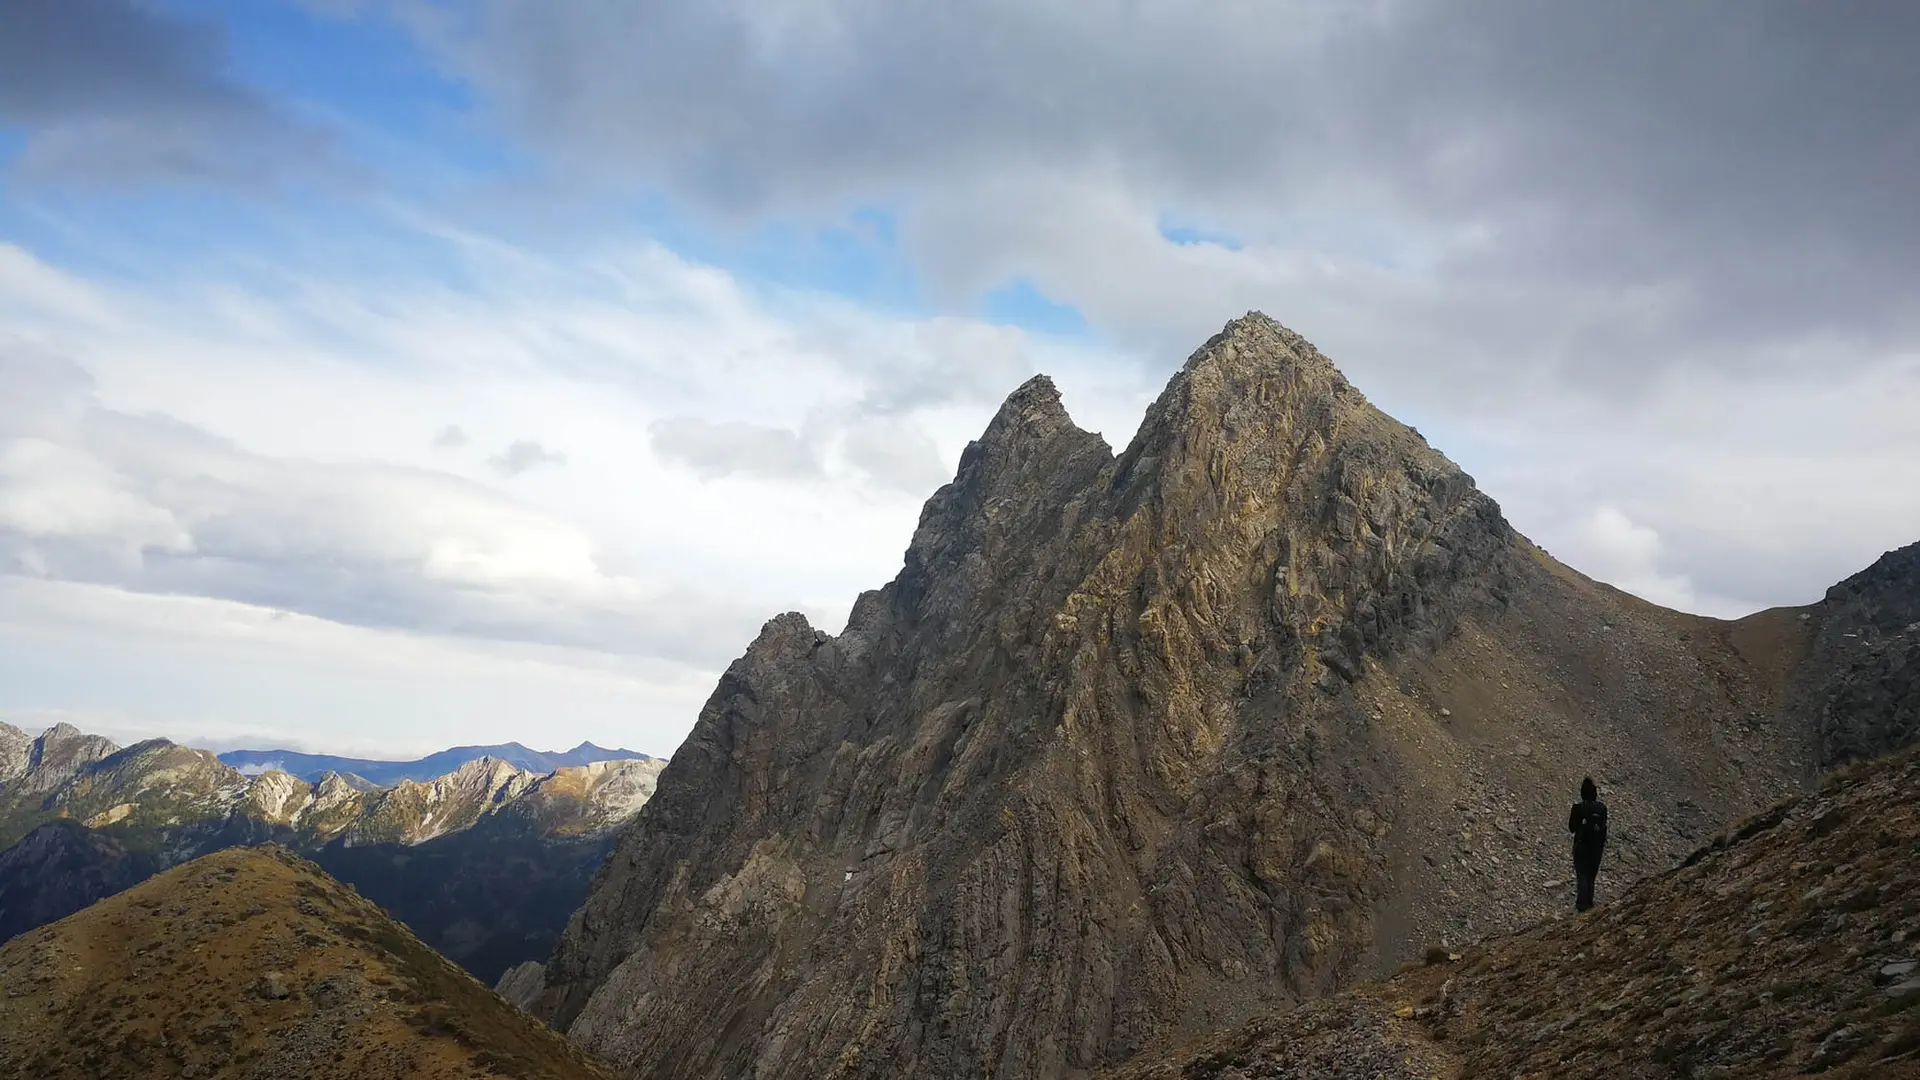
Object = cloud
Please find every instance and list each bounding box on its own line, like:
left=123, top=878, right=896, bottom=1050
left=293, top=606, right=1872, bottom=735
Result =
left=488, top=438, right=567, bottom=476
left=0, top=344, right=759, bottom=667
left=648, top=418, right=821, bottom=482
left=0, top=0, right=340, bottom=189
left=432, top=424, right=467, bottom=449
left=377, top=0, right=1918, bottom=405
left=1555, top=507, right=1706, bottom=615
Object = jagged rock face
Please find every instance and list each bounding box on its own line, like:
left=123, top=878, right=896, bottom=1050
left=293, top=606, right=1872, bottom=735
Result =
left=0, top=722, right=30, bottom=784
left=341, top=756, right=537, bottom=846
left=535, top=315, right=1811, bottom=1080
left=16, top=723, right=119, bottom=796
left=1791, top=540, right=1920, bottom=766
left=497, top=960, right=549, bottom=1011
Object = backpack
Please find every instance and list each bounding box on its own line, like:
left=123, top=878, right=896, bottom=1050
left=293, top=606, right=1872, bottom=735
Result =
left=1578, top=802, right=1608, bottom=849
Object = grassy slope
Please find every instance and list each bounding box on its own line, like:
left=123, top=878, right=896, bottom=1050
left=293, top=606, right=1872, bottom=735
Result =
left=0, top=845, right=618, bottom=1080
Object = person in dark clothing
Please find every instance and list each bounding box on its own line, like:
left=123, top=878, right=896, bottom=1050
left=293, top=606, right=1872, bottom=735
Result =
left=1568, top=776, right=1608, bottom=912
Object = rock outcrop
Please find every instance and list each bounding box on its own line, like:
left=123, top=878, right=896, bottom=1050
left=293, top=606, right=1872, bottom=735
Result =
left=1105, top=744, right=1920, bottom=1080
left=530, top=314, right=1820, bottom=1080
left=0, top=721, right=30, bottom=784
left=1784, top=540, right=1920, bottom=766
left=0, top=846, right=619, bottom=1080
left=498, top=960, right=549, bottom=1011
left=14, top=722, right=119, bottom=796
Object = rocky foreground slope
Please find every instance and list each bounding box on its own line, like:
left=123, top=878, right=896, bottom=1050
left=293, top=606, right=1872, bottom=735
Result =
left=1106, top=744, right=1920, bottom=1080
left=521, top=314, right=1904, bottom=1080
left=0, top=846, right=618, bottom=1080
left=0, top=724, right=664, bottom=981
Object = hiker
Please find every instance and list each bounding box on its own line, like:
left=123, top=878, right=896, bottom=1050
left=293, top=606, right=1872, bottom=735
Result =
left=1568, top=776, right=1608, bottom=912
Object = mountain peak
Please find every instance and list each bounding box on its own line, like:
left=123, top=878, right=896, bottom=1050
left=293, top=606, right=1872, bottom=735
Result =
left=972, top=373, right=1090, bottom=457
left=1189, top=310, right=1345, bottom=384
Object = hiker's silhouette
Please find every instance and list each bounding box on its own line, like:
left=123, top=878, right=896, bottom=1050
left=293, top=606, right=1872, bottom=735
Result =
left=1568, top=776, right=1607, bottom=912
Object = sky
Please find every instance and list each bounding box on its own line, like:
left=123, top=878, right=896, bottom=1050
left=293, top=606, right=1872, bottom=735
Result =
left=1, top=0, right=1917, bottom=759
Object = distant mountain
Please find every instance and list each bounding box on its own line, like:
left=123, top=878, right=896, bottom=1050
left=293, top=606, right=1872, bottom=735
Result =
left=218, top=740, right=656, bottom=785
left=0, top=721, right=666, bottom=982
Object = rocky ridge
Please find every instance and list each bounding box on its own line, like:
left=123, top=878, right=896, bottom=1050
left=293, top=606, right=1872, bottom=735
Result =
left=1104, top=744, right=1920, bottom=1080
left=1785, top=539, right=1920, bottom=767
left=526, top=314, right=1821, bottom=1080
left=0, top=845, right=619, bottom=1079
left=219, top=740, right=658, bottom=787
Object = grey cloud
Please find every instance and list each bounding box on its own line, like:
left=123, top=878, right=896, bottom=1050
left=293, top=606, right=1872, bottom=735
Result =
left=393, top=0, right=1920, bottom=397
left=433, top=424, right=468, bottom=449
left=0, top=0, right=341, bottom=189
left=647, top=417, right=822, bottom=481
left=488, top=439, right=567, bottom=476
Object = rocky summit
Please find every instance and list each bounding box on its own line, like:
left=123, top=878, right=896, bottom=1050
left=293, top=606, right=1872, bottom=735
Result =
left=1104, top=744, right=1920, bottom=1080
left=522, top=314, right=1862, bottom=1079
left=0, top=846, right=618, bottom=1080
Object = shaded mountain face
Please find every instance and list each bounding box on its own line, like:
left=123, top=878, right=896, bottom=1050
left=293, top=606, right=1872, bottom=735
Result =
left=219, top=741, right=658, bottom=786
left=1783, top=540, right=1920, bottom=767
left=0, top=819, right=168, bottom=942
left=530, top=314, right=1822, bottom=1080
left=1105, top=745, right=1920, bottom=1080
left=0, top=846, right=619, bottom=1080
left=308, top=761, right=664, bottom=985
left=0, top=729, right=664, bottom=981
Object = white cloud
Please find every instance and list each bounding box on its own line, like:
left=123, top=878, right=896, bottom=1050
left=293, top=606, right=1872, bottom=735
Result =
left=1555, top=507, right=1706, bottom=615
left=0, top=230, right=1130, bottom=754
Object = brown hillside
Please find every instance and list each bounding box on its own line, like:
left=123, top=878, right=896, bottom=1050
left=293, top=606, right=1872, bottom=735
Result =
left=526, top=314, right=1826, bottom=1080
left=0, top=846, right=617, bottom=1080
left=1106, top=744, right=1920, bottom=1080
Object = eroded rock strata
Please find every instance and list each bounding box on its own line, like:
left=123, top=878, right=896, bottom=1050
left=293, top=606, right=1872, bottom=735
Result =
left=535, top=314, right=1824, bottom=1080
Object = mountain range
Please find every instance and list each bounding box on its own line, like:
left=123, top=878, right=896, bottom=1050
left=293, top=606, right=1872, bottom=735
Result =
left=217, top=741, right=657, bottom=786
left=0, top=722, right=665, bottom=982
left=7, top=313, right=1917, bottom=1080
left=510, top=314, right=1917, bottom=1079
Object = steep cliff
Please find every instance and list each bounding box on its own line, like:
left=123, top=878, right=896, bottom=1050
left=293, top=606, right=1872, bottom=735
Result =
left=1780, top=540, right=1920, bottom=766
left=532, top=314, right=1815, bottom=1080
